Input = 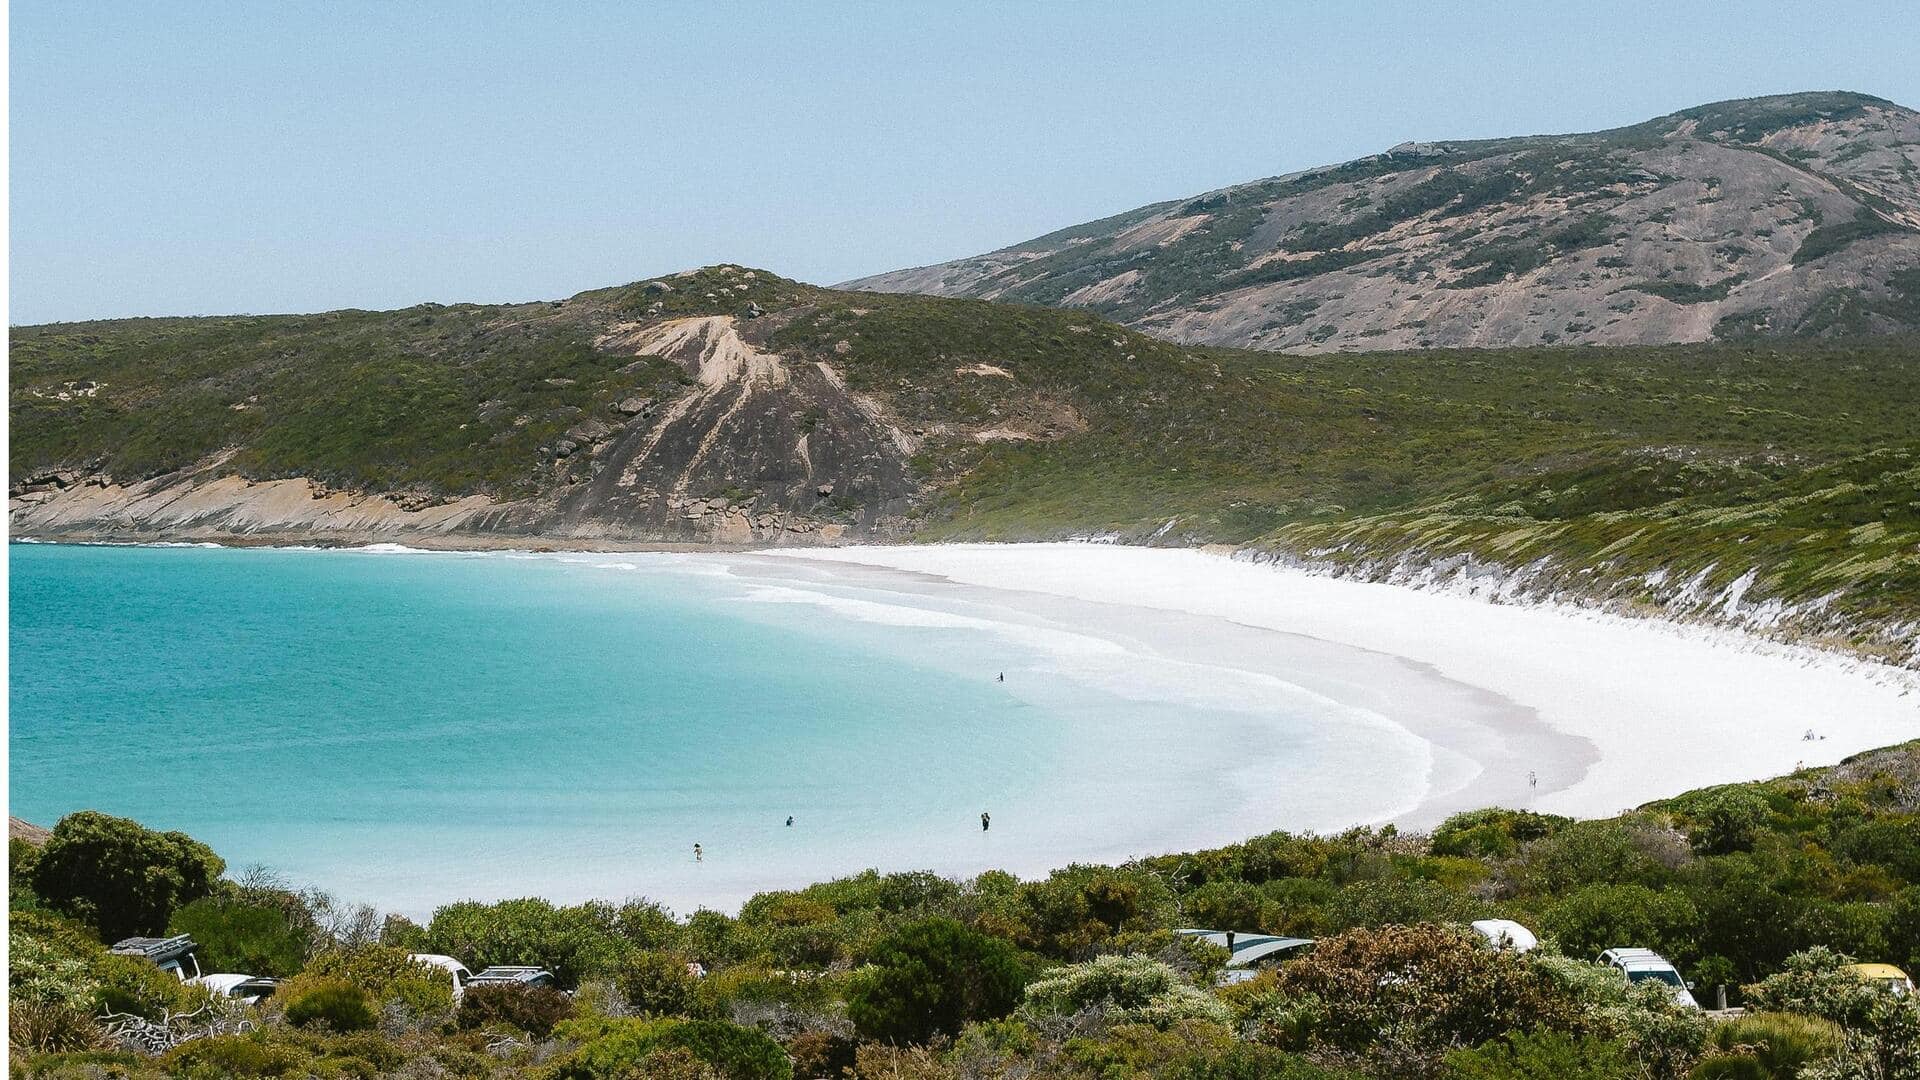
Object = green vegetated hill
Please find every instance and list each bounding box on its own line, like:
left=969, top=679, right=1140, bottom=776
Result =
left=13, top=743, right=1920, bottom=1077
left=846, top=91, right=1920, bottom=352
left=10, top=267, right=1920, bottom=661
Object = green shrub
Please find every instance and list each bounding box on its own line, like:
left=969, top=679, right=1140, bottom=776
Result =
left=1273, top=924, right=1581, bottom=1060
left=282, top=979, right=377, bottom=1032
left=546, top=1016, right=792, bottom=1080
left=1688, top=1055, right=1772, bottom=1080
left=847, top=916, right=1027, bottom=1044
left=29, top=811, right=224, bottom=942
left=1020, top=954, right=1229, bottom=1029
left=7, top=1000, right=108, bottom=1055
left=292, top=943, right=454, bottom=1014
left=1668, top=787, right=1773, bottom=855
left=7, top=1050, right=157, bottom=1080
left=1431, top=808, right=1570, bottom=858
left=1168, top=1043, right=1355, bottom=1079
left=1743, top=948, right=1879, bottom=1027
left=1541, top=882, right=1701, bottom=959
left=163, top=1033, right=313, bottom=1079
left=8, top=909, right=193, bottom=1019
left=423, top=897, right=631, bottom=986
left=1703, top=1011, right=1845, bottom=1077
left=1444, top=1031, right=1641, bottom=1079
left=613, top=949, right=700, bottom=1016
left=455, top=982, right=573, bottom=1037
left=167, top=895, right=311, bottom=978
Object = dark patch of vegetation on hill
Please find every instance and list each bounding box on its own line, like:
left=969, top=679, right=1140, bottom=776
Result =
left=1622, top=276, right=1744, bottom=304
left=1793, top=208, right=1912, bottom=266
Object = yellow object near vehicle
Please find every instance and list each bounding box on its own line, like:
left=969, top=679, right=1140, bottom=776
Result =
left=1844, top=963, right=1914, bottom=996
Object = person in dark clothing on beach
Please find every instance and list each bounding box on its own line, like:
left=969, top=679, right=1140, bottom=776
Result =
left=981, top=811, right=991, bottom=832
left=997, top=672, right=1004, bottom=683
left=786, top=816, right=794, bottom=827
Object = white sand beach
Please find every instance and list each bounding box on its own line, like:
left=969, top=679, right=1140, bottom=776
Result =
left=765, top=543, right=1920, bottom=821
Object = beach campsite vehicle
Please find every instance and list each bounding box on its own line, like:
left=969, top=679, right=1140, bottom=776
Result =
left=1844, top=963, right=1914, bottom=996
left=110, top=935, right=204, bottom=981
left=111, top=934, right=273, bottom=1001
left=194, top=973, right=280, bottom=1004
left=1177, top=928, right=1314, bottom=985
left=467, top=965, right=560, bottom=990
left=1470, top=919, right=1539, bottom=953
left=1599, top=947, right=1700, bottom=1009
left=408, top=953, right=475, bottom=1001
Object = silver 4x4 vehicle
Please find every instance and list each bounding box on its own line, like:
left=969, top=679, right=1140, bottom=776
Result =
left=1599, top=947, right=1699, bottom=1009
left=109, top=934, right=277, bottom=1003
left=465, top=965, right=559, bottom=990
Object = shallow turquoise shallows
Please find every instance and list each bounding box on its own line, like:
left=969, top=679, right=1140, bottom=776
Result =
left=9, top=543, right=1418, bottom=916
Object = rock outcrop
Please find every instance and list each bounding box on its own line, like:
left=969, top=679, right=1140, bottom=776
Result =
left=843, top=92, right=1920, bottom=352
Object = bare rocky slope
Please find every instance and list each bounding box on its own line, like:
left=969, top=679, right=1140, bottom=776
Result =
left=9, top=268, right=1126, bottom=548
left=844, top=92, right=1920, bottom=352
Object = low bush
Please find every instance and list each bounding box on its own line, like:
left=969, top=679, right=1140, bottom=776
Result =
left=7, top=1000, right=109, bottom=1055
left=1444, top=1031, right=1642, bottom=1079
left=163, top=1033, right=313, bottom=1079
left=424, top=897, right=632, bottom=986
left=9, top=909, right=195, bottom=1020
left=167, top=894, right=311, bottom=978
left=281, top=979, right=377, bottom=1032
left=847, top=917, right=1027, bottom=1044
left=1430, top=808, right=1570, bottom=858
left=456, top=982, right=573, bottom=1037
left=546, top=1015, right=792, bottom=1080
left=613, top=948, right=701, bottom=1016
left=1699, top=1011, right=1845, bottom=1078
left=1743, top=948, right=1879, bottom=1027
left=1273, top=924, right=1582, bottom=1063
left=1020, top=954, right=1229, bottom=1029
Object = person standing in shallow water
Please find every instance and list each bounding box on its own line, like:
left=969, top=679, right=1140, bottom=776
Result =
left=693, top=843, right=702, bottom=862
left=785, top=816, right=793, bottom=827
left=981, top=811, right=991, bottom=832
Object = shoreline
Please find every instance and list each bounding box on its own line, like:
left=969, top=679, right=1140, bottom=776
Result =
left=12, top=536, right=1918, bottom=905
left=731, top=551, right=1597, bottom=831
left=769, top=543, right=1920, bottom=820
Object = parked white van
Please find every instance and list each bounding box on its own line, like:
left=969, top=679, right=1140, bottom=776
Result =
left=408, top=953, right=474, bottom=1001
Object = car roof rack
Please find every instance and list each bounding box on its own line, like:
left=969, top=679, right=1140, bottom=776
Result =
left=109, top=934, right=197, bottom=963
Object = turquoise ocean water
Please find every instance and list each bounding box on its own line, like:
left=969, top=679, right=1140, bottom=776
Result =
left=8, top=543, right=1419, bottom=915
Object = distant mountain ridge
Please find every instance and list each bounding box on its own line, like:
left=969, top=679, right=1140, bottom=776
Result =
left=844, top=91, right=1920, bottom=352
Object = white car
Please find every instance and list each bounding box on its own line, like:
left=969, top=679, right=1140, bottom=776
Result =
left=408, top=953, right=474, bottom=1001
left=1471, top=919, right=1539, bottom=953
left=192, top=973, right=279, bottom=1004
left=1599, top=947, right=1699, bottom=1008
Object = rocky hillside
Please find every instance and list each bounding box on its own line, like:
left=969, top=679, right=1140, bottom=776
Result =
left=845, top=92, right=1920, bottom=352
left=11, top=268, right=1919, bottom=660
left=9, top=268, right=1157, bottom=547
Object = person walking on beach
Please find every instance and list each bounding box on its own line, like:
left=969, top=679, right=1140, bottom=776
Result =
left=785, top=815, right=794, bottom=827
left=981, top=811, right=991, bottom=832
left=693, top=843, right=703, bottom=863
left=997, top=672, right=1004, bottom=683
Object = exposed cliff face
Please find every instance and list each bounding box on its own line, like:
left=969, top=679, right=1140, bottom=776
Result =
left=7, top=268, right=1116, bottom=547
left=844, top=92, right=1920, bottom=352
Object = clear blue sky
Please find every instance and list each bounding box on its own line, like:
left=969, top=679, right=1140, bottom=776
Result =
left=11, top=1, right=1920, bottom=324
